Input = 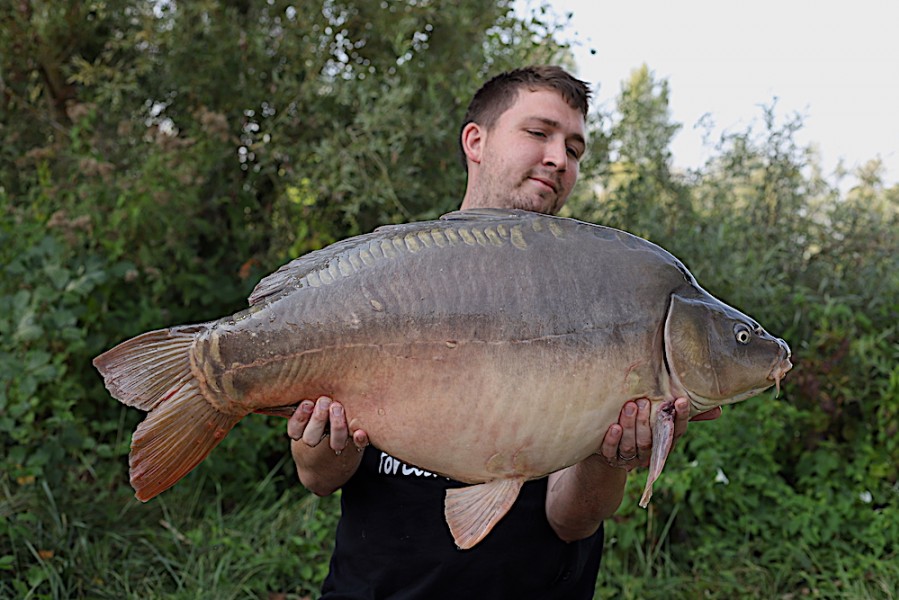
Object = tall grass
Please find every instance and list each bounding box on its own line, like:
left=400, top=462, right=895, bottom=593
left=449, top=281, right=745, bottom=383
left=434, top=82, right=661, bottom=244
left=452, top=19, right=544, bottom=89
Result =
left=599, top=516, right=899, bottom=599
left=2, top=459, right=340, bottom=599
left=5, top=458, right=898, bottom=598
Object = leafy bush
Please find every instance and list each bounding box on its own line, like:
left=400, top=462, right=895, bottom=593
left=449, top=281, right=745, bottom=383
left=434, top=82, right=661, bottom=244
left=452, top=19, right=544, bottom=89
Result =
left=575, top=74, right=899, bottom=598
left=2, top=3, right=897, bottom=598
left=1, top=1, right=575, bottom=597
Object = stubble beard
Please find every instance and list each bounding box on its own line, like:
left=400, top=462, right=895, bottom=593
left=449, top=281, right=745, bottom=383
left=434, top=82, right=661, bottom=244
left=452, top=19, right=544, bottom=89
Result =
left=475, top=167, right=562, bottom=215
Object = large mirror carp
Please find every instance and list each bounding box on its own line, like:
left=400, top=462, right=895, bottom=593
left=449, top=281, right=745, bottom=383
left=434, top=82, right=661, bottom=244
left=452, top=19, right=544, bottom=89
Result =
left=94, top=209, right=792, bottom=549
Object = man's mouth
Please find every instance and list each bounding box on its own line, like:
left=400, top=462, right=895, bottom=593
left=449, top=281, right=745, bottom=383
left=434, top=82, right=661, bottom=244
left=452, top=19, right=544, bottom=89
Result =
left=528, top=176, right=558, bottom=193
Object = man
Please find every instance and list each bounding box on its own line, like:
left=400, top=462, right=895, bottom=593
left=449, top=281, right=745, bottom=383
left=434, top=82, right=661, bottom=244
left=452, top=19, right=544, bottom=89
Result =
left=287, top=66, right=720, bottom=598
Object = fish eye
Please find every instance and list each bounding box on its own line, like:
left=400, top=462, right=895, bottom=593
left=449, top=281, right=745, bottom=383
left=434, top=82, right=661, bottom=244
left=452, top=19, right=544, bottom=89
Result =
left=734, top=324, right=752, bottom=345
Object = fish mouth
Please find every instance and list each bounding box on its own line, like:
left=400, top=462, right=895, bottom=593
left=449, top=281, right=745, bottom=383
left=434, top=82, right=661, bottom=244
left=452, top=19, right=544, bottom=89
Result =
left=766, top=340, right=793, bottom=395
left=767, top=358, right=793, bottom=395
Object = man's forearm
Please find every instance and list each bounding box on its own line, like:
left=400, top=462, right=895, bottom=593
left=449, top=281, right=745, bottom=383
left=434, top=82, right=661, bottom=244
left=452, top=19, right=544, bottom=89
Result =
left=545, top=455, right=627, bottom=542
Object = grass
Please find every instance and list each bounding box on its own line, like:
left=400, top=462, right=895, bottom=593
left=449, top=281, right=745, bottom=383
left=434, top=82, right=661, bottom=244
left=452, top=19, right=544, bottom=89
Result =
left=1, top=459, right=340, bottom=599
left=596, top=503, right=899, bottom=600
left=3, top=464, right=898, bottom=599
left=596, top=536, right=899, bottom=599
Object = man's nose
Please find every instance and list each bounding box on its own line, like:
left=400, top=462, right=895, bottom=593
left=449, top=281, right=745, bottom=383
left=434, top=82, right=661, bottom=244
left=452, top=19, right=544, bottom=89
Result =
left=543, top=138, right=567, bottom=170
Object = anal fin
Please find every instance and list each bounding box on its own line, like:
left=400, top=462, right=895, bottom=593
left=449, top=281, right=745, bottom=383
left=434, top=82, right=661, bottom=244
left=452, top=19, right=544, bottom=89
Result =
left=444, top=477, right=524, bottom=549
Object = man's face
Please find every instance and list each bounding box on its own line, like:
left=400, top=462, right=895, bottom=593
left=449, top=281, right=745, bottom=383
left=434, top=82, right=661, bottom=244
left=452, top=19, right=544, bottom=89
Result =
left=468, top=89, right=587, bottom=215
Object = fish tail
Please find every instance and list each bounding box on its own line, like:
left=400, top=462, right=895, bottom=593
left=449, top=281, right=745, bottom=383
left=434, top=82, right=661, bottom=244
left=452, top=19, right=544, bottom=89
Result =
left=93, top=325, right=242, bottom=501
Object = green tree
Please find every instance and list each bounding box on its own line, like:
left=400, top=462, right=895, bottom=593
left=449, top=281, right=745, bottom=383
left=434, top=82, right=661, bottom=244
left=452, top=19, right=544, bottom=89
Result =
left=5, top=3, right=897, bottom=597
left=1, top=1, right=579, bottom=596
left=568, top=64, right=689, bottom=237
left=599, top=95, right=899, bottom=599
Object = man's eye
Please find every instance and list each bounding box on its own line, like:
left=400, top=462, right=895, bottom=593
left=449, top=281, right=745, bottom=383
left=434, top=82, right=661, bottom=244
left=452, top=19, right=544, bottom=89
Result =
left=527, top=130, right=547, bottom=138
left=568, top=147, right=585, bottom=161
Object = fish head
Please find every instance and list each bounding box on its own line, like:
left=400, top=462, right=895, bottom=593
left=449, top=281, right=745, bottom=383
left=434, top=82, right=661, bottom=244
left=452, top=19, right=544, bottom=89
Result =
left=663, top=292, right=792, bottom=415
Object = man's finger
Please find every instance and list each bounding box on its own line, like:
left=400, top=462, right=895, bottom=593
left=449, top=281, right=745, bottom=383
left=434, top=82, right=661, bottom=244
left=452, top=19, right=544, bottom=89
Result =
left=328, top=402, right=349, bottom=452
left=634, top=399, right=652, bottom=456
left=617, top=401, right=638, bottom=459
left=353, top=429, right=370, bottom=450
left=287, top=400, right=314, bottom=440
left=600, top=423, right=623, bottom=461
left=301, top=396, right=331, bottom=447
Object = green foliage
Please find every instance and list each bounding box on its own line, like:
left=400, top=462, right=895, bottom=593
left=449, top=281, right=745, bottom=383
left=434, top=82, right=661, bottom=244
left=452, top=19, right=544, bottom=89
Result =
left=565, top=65, right=690, bottom=238
left=1, top=1, right=573, bottom=597
left=571, top=67, right=899, bottom=599
left=1, top=465, right=340, bottom=599
left=2, top=2, right=898, bottom=597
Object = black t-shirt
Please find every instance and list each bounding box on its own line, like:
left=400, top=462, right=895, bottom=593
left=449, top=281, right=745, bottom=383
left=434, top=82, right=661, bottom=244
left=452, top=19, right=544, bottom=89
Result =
left=320, top=446, right=604, bottom=599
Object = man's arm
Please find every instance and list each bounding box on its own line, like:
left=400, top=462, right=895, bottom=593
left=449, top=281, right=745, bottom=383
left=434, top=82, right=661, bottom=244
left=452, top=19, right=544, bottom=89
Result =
left=546, top=398, right=717, bottom=542
left=545, top=455, right=628, bottom=542
left=288, top=396, right=368, bottom=496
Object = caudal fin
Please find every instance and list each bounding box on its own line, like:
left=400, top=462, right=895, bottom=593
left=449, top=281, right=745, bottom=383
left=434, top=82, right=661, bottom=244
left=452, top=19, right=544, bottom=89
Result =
left=93, top=326, right=242, bottom=501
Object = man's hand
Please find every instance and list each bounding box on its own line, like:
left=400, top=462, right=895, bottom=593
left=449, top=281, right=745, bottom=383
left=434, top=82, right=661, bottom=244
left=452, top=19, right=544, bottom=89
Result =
left=597, top=398, right=722, bottom=471
left=289, top=396, right=369, bottom=496
left=287, top=396, right=369, bottom=453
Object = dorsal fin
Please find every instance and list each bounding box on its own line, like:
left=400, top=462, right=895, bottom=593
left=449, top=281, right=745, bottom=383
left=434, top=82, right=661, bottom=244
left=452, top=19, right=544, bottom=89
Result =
left=249, top=209, right=540, bottom=306
left=248, top=219, right=445, bottom=306
left=248, top=231, right=381, bottom=305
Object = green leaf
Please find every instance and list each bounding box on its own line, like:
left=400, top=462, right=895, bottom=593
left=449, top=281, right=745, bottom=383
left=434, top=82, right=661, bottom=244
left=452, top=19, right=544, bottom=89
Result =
left=44, top=263, right=70, bottom=290
left=14, top=311, right=43, bottom=343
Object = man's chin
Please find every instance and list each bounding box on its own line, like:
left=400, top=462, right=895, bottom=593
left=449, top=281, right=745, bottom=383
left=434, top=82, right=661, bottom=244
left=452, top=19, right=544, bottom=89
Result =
left=528, top=198, right=563, bottom=215
left=473, top=190, right=561, bottom=215
left=511, top=193, right=560, bottom=215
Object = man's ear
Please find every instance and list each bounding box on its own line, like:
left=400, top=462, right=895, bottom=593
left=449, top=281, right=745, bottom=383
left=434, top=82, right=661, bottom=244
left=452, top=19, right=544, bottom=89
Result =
left=460, top=122, right=484, bottom=165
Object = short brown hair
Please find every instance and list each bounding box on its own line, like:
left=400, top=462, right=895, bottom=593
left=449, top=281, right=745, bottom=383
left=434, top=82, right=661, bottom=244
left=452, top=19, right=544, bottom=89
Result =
left=459, top=65, right=591, bottom=170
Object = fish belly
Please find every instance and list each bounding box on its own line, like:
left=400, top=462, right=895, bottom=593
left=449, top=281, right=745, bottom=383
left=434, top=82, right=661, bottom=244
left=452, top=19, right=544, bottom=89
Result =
left=209, top=312, right=649, bottom=483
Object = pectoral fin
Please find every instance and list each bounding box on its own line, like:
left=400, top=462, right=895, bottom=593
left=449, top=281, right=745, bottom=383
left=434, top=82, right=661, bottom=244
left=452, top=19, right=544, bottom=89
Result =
left=444, top=477, right=525, bottom=549
left=639, top=402, right=676, bottom=508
